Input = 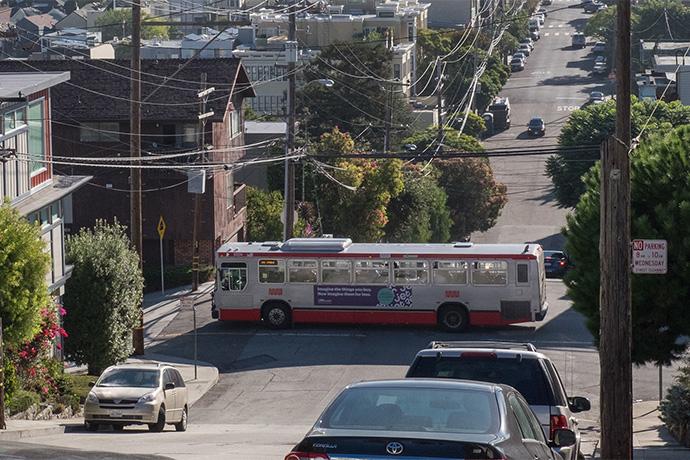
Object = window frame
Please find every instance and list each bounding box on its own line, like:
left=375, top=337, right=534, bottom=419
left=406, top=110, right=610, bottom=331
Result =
left=508, top=394, right=538, bottom=440
left=287, top=259, right=318, bottom=284
left=393, top=259, right=428, bottom=285
left=320, top=259, right=352, bottom=284
left=433, top=260, right=469, bottom=285
left=471, top=260, right=509, bottom=286
left=28, top=99, right=46, bottom=175
left=517, top=263, right=530, bottom=284
left=219, top=262, right=248, bottom=291
left=258, top=259, right=286, bottom=284
left=354, top=259, right=390, bottom=285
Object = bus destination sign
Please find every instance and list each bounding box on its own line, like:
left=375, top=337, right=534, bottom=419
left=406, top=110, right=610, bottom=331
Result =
left=632, top=239, right=667, bottom=274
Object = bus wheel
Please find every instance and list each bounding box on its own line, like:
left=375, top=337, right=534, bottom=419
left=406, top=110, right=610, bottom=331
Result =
left=438, top=305, right=469, bottom=332
left=262, top=302, right=291, bottom=329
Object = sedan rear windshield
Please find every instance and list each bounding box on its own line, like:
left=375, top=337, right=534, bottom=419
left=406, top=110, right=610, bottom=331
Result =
left=319, top=386, right=500, bottom=434
left=98, top=369, right=160, bottom=388
left=408, top=357, right=553, bottom=406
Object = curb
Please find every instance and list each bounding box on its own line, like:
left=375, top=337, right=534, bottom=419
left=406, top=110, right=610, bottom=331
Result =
left=0, top=424, right=70, bottom=441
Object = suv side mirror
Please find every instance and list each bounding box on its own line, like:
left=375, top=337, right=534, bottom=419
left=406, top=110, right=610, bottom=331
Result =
left=569, top=396, right=591, bottom=412
left=551, top=428, right=577, bottom=447
left=164, top=382, right=175, bottom=390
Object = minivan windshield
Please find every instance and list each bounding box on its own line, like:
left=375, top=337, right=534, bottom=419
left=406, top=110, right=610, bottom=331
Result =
left=408, top=357, right=552, bottom=406
left=98, top=369, right=160, bottom=388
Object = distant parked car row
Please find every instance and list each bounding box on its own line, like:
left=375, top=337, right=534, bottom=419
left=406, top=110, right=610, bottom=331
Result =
left=287, top=341, right=591, bottom=460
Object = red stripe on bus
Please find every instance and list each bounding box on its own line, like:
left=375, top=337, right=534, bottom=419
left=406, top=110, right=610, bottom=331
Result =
left=292, top=309, right=437, bottom=325
left=218, top=309, right=261, bottom=321
left=469, top=311, right=531, bottom=326
left=220, top=253, right=536, bottom=260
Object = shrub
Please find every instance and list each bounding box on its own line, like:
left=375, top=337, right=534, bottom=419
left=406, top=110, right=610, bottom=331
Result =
left=7, top=389, right=40, bottom=415
left=661, top=356, right=690, bottom=447
left=2, top=358, right=19, bottom=404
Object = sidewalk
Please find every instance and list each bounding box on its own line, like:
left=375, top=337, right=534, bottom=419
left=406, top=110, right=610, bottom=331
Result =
left=0, top=283, right=219, bottom=442
left=591, top=400, right=690, bottom=459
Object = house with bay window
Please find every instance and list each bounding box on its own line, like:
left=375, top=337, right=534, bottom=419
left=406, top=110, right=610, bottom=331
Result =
left=0, top=71, right=91, bottom=306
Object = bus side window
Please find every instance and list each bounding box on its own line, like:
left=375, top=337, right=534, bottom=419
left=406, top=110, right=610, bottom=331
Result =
left=472, top=261, right=508, bottom=285
left=354, top=260, right=390, bottom=284
left=258, top=259, right=285, bottom=283
left=288, top=259, right=318, bottom=283
left=220, top=262, right=247, bottom=291
left=517, top=263, right=529, bottom=283
left=394, top=260, right=428, bottom=284
left=434, top=261, right=468, bottom=285
left=321, top=260, right=351, bottom=283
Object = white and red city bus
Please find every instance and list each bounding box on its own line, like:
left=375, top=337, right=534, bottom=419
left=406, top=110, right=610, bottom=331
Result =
left=211, top=238, right=548, bottom=331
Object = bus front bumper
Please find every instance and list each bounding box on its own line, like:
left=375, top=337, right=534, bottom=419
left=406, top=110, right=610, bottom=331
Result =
left=535, top=302, right=549, bottom=321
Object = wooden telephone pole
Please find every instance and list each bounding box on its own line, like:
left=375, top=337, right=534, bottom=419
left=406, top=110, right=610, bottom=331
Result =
left=131, top=0, right=144, bottom=355
left=283, top=0, right=297, bottom=240
left=436, top=58, right=444, bottom=150
left=599, top=0, right=632, bottom=458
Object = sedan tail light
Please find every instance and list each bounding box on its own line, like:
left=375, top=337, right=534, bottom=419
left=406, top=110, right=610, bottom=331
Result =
left=285, top=453, right=330, bottom=460
left=559, top=260, right=566, bottom=267
left=550, top=414, right=569, bottom=439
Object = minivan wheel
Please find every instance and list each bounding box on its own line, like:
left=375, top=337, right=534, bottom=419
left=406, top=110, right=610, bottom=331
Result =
left=263, top=302, right=291, bottom=329
left=438, top=305, right=469, bottom=332
left=148, top=406, right=166, bottom=432
left=175, top=406, right=188, bottom=432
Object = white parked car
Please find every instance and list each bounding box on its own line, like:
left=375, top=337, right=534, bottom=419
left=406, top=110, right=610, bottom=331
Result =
left=518, top=44, right=531, bottom=56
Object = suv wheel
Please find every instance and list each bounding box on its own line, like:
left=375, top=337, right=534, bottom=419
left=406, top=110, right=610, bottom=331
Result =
left=175, top=406, right=188, bottom=432
left=263, top=302, right=291, bottom=329
left=438, top=305, right=469, bottom=332
left=148, top=406, right=166, bottom=432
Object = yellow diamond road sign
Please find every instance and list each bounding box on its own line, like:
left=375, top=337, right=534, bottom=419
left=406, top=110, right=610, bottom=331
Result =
left=157, top=216, right=166, bottom=239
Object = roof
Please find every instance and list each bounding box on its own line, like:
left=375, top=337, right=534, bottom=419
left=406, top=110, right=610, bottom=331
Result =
left=12, top=175, right=91, bottom=216
left=641, top=40, right=690, bottom=52
left=0, top=59, right=255, bottom=122
left=217, top=238, right=542, bottom=258
left=244, top=121, right=286, bottom=135
left=0, top=71, right=70, bottom=99
left=24, top=13, right=57, bottom=28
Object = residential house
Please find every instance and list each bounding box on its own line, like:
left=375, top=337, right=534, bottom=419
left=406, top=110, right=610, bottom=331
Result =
left=0, top=58, right=255, bottom=269
left=35, top=28, right=115, bottom=60
left=0, top=71, right=91, bottom=309
left=424, top=0, right=477, bottom=28
left=141, top=28, right=237, bottom=60
left=233, top=120, right=286, bottom=189
left=55, top=3, right=108, bottom=31
left=15, top=12, right=58, bottom=54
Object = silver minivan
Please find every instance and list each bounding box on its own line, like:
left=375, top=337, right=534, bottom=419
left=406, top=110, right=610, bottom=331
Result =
left=84, top=364, right=189, bottom=432
left=406, top=341, right=591, bottom=460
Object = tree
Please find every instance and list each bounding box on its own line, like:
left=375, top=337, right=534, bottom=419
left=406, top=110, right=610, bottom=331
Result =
left=384, top=166, right=452, bottom=243
left=403, top=126, right=484, bottom=153
left=299, top=42, right=413, bottom=150
left=0, top=202, right=50, bottom=348
left=96, top=10, right=171, bottom=42
left=564, top=125, right=690, bottom=365
left=246, top=186, right=283, bottom=241
left=62, top=221, right=143, bottom=374
left=437, top=159, right=508, bottom=240
left=313, top=129, right=405, bottom=241
left=547, top=97, right=690, bottom=207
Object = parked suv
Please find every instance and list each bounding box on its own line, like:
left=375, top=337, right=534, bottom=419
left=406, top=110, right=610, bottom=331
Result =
left=406, top=341, right=591, bottom=460
left=571, top=33, right=586, bottom=48
left=84, top=363, right=189, bottom=432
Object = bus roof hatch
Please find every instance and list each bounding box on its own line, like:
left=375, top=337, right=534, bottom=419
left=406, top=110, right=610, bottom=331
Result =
left=281, top=238, right=353, bottom=252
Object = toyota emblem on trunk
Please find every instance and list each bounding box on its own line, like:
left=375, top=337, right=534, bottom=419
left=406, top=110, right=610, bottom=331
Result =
left=386, top=441, right=404, bottom=455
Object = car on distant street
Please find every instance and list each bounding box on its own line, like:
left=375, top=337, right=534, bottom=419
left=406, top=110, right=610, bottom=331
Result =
left=513, top=51, right=527, bottom=61
left=542, top=0, right=552, bottom=4
left=592, top=41, right=607, bottom=53
left=527, top=117, right=546, bottom=136
left=584, top=1, right=602, bottom=12
left=571, top=32, right=586, bottom=48
left=511, top=57, right=525, bottom=71
left=589, top=91, right=605, bottom=104
left=518, top=43, right=531, bottom=56
left=592, top=62, right=608, bottom=75
left=531, top=29, right=541, bottom=40
left=520, top=37, right=534, bottom=50
left=285, top=379, right=577, bottom=460
left=596, top=3, right=608, bottom=11
left=544, top=250, right=572, bottom=277
left=537, top=7, right=548, bottom=16
left=406, top=341, right=591, bottom=460
left=595, top=55, right=607, bottom=64
left=83, top=364, right=188, bottom=433
left=535, top=13, right=545, bottom=25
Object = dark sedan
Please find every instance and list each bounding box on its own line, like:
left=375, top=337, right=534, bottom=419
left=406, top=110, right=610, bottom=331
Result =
left=285, top=379, right=576, bottom=460
left=527, top=117, right=546, bottom=136
left=544, top=250, right=571, bottom=277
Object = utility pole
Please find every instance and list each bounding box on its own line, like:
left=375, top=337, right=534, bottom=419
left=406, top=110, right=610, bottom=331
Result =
left=436, top=58, right=444, bottom=150
left=383, top=82, right=391, bottom=153
left=192, top=74, right=213, bottom=291
left=599, top=0, right=632, bottom=458
left=283, top=0, right=297, bottom=241
left=131, top=0, right=144, bottom=356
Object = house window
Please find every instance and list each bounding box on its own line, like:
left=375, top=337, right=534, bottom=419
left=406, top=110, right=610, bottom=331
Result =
left=394, top=64, right=401, bottom=80
left=230, top=109, right=240, bottom=138
left=79, top=122, right=121, bottom=142
left=2, top=107, right=26, bottom=134
left=226, top=171, right=234, bottom=209
left=28, top=100, right=45, bottom=174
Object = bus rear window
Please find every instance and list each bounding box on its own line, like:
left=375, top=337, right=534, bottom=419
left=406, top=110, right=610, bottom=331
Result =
left=259, top=259, right=285, bottom=283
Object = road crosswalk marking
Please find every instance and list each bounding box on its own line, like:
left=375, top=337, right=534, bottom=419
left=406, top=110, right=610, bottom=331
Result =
left=555, top=32, right=560, bottom=36
left=544, top=32, right=550, bottom=36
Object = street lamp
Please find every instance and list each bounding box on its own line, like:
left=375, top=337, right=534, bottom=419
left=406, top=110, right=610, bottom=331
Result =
left=284, top=78, right=335, bottom=240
